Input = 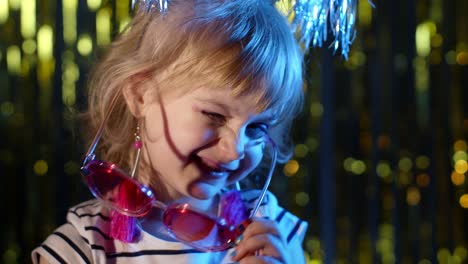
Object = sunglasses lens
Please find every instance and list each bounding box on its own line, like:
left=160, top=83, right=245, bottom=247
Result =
left=162, top=204, right=235, bottom=251
left=82, top=160, right=153, bottom=216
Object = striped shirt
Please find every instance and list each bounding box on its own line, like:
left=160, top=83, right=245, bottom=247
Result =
left=32, top=190, right=308, bottom=264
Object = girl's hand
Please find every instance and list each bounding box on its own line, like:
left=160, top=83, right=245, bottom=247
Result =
left=231, top=218, right=291, bottom=264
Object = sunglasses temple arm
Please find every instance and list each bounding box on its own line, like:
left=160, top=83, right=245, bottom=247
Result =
left=83, top=90, right=123, bottom=164
left=83, top=131, right=101, bottom=164
left=130, top=146, right=141, bottom=178
left=151, top=200, right=168, bottom=210
left=249, top=136, right=277, bottom=218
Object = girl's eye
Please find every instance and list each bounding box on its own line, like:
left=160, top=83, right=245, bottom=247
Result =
left=202, top=111, right=226, bottom=125
left=246, top=123, right=269, bottom=139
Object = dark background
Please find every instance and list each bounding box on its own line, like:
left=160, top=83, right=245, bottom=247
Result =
left=1, top=0, right=467, bottom=263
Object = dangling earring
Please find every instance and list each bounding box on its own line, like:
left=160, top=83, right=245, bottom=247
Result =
left=110, top=124, right=142, bottom=243
left=130, top=125, right=142, bottom=177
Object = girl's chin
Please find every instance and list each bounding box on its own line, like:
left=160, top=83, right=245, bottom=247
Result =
left=187, top=181, right=220, bottom=200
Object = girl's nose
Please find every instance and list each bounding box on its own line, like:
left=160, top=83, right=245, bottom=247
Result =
left=218, top=129, right=246, bottom=163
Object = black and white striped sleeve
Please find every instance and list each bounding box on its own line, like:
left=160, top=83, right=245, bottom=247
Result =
left=32, top=223, right=93, bottom=264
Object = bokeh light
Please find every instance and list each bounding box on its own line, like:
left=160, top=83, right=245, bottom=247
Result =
left=9, top=0, right=19, bottom=10
left=398, top=157, right=412, bottom=172
left=344, top=157, right=354, bottom=171
left=437, top=248, right=451, bottom=263
left=454, top=247, right=468, bottom=261
left=453, top=151, right=468, bottom=162
left=37, top=25, right=53, bottom=61
left=294, top=144, right=309, bottom=158
left=456, top=51, right=468, bottom=65
left=63, top=0, right=77, bottom=45
left=96, top=8, right=112, bottom=46
left=431, top=33, right=443, bottom=48
left=416, top=173, right=430, bottom=188
left=77, top=34, right=93, bottom=56
left=22, top=39, right=36, bottom=55
left=33, top=160, right=48, bottom=176
left=295, top=192, right=310, bottom=206
left=310, top=102, right=323, bottom=117
left=0, top=0, right=8, bottom=24
left=358, top=0, right=372, bottom=27
left=451, top=172, right=465, bottom=186
left=416, top=22, right=432, bottom=57
left=454, top=140, right=467, bottom=151
left=351, top=159, right=366, bottom=175
left=415, top=155, right=430, bottom=169
left=20, top=0, right=36, bottom=38
left=376, top=162, right=392, bottom=179
left=87, top=0, right=102, bottom=11
left=306, top=137, right=318, bottom=152
left=445, top=50, right=457, bottom=65
left=377, top=135, right=391, bottom=150
left=454, top=160, right=468, bottom=174
left=407, top=187, right=421, bottom=206
left=459, top=194, right=468, bottom=209
left=284, top=159, right=299, bottom=176
left=1, top=101, right=15, bottom=116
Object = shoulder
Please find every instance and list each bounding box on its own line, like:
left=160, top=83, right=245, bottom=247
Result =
left=66, top=199, right=112, bottom=239
left=31, top=200, right=101, bottom=264
left=32, top=223, right=92, bottom=263
left=241, top=190, right=308, bottom=245
left=31, top=200, right=113, bottom=264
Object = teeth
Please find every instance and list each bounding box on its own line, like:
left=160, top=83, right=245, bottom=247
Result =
left=198, top=157, right=225, bottom=172
left=209, top=171, right=225, bottom=177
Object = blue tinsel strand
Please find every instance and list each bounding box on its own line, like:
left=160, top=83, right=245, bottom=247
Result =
left=291, top=0, right=375, bottom=59
left=132, top=0, right=169, bottom=14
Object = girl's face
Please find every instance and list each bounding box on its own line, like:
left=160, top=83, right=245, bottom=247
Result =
left=138, top=85, right=274, bottom=203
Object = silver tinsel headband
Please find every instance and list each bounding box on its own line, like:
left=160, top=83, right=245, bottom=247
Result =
left=131, top=0, right=375, bottom=59
left=291, top=0, right=375, bottom=59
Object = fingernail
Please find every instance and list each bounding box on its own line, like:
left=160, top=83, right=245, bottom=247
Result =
left=235, top=235, right=243, bottom=244
left=230, top=250, right=237, bottom=257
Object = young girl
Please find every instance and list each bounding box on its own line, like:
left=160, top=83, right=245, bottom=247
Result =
left=33, top=0, right=308, bottom=263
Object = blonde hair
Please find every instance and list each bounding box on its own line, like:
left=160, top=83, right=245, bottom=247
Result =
left=85, top=0, right=304, bottom=170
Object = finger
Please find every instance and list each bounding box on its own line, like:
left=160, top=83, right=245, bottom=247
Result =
left=232, top=233, right=284, bottom=261
left=241, top=218, right=281, bottom=240
left=238, top=255, right=282, bottom=264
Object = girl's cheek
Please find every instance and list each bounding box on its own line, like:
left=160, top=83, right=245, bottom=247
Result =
left=248, top=144, right=265, bottom=168
left=227, top=145, right=265, bottom=184
left=200, top=129, right=217, bottom=143
left=183, top=123, right=216, bottom=148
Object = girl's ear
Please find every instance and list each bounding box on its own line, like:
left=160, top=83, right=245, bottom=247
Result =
left=122, top=77, right=150, bottom=118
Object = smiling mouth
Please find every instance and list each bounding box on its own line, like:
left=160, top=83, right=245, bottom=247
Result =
left=192, top=155, right=228, bottom=175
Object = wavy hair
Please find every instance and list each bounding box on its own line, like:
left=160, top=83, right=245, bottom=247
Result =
left=84, top=0, right=304, bottom=172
